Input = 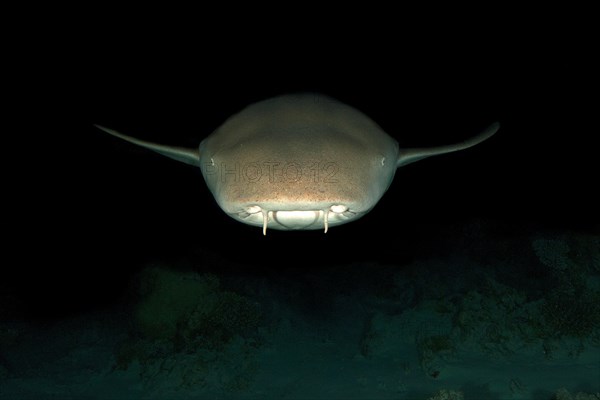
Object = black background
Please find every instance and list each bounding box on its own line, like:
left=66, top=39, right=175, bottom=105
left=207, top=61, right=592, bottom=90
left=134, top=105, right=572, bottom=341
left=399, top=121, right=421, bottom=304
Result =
left=5, top=16, right=597, bottom=319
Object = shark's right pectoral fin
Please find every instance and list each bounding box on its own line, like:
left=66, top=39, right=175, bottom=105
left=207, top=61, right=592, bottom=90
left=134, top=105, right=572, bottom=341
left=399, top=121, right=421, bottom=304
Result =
left=396, top=122, right=500, bottom=168
left=95, top=125, right=200, bottom=167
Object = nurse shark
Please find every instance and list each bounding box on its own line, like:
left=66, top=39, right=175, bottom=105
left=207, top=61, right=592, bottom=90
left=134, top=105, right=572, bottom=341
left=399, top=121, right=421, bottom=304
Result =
left=97, top=93, right=498, bottom=234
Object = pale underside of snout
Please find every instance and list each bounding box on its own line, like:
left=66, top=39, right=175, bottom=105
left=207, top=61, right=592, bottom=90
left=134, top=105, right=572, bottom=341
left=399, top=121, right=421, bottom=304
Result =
left=233, top=205, right=358, bottom=234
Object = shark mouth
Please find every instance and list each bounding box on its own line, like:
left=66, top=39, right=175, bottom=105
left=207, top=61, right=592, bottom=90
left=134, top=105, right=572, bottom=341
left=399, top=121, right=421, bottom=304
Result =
left=237, top=205, right=356, bottom=234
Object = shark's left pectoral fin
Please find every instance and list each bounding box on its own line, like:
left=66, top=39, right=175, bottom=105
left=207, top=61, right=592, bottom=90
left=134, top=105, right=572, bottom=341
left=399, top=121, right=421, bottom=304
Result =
left=95, top=125, right=200, bottom=166
left=396, top=122, right=500, bottom=168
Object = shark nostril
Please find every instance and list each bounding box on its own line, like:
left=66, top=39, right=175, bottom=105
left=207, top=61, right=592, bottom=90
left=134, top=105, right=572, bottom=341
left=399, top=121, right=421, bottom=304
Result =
left=330, top=205, right=348, bottom=213
left=325, top=205, right=349, bottom=233
left=245, top=205, right=262, bottom=214
left=240, top=206, right=270, bottom=235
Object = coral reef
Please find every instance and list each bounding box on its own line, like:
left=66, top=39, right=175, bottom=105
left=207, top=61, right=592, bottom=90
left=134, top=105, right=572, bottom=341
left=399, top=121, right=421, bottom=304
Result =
left=180, top=290, right=262, bottom=350
left=114, top=266, right=263, bottom=393
left=360, top=232, right=600, bottom=380
left=452, top=279, right=541, bottom=356
left=532, top=235, right=600, bottom=340
left=553, top=388, right=600, bottom=400
left=532, top=235, right=600, bottom=288
left=569, top=234, right=600, bottom=274
left=134, top=267, right=221, bottom=340
left=427, top=389, right=464, bottom=400
left=416, top=333, right=455, bottom=378
left=541, top=289, right=600, bottom=338
left=532, top=238, right=572, bottom=271
left=132, top=266, right=261, bottom=346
